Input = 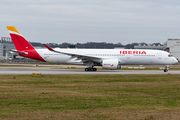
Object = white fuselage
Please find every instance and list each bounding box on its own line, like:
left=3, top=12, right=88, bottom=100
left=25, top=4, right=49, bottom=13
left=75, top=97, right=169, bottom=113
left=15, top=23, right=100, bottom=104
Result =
left=35, top=48, right=178, bottom=65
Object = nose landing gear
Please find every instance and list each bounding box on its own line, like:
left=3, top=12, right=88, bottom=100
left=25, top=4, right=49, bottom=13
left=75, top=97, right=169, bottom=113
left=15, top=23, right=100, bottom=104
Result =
left=164, top=65, right=169, bottom=72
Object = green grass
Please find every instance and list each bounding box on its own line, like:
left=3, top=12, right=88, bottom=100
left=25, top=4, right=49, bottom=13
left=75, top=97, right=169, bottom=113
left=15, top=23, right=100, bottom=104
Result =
left=0, top=75, right=180, bottom=119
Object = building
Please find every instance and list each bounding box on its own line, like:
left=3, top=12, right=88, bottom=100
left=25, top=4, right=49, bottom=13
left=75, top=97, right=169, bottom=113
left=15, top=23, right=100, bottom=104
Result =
left=164, top=39, right=180, bottom=60
left=0, top=37, right=15, bottom=59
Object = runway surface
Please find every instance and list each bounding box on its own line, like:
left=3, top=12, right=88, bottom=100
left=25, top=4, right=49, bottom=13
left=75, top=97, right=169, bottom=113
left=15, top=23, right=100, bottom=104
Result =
left=0, top=67, right=180, bottom=75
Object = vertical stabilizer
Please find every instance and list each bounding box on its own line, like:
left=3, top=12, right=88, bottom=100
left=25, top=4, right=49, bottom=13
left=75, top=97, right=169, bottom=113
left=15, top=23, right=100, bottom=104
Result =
left=6, top=26, right=45, bottom=62
left=7, top=26, right=34, bottom=51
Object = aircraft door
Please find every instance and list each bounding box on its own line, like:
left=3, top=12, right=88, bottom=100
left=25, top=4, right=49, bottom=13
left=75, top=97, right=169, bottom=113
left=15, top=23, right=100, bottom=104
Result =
left=38, top=51, right=44, bottom=58
left=38, top=51, right=47, bottom=61
left=158, top=52, right=162, bottom=59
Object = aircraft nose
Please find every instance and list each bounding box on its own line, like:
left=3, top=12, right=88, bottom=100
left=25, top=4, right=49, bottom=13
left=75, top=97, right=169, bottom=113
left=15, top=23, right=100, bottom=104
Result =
left=173, top=58, right=179, bottom=64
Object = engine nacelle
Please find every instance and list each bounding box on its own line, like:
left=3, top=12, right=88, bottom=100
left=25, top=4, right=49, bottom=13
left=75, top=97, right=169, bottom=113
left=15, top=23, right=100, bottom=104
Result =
left=102, top=59, right=121, bottom=70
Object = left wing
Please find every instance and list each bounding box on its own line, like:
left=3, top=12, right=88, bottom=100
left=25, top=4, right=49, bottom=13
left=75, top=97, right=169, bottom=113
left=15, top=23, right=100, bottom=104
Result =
left=43, top=44, right=102, bottom=63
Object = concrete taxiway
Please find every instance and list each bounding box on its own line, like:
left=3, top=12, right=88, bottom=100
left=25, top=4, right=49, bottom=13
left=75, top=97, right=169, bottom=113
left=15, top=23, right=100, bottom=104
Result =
left=0, top=66, right=180, bottom=75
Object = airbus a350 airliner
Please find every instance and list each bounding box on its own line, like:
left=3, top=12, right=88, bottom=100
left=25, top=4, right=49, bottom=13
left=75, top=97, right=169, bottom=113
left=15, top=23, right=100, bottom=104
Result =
left=6, top=26, right=178, bottom=72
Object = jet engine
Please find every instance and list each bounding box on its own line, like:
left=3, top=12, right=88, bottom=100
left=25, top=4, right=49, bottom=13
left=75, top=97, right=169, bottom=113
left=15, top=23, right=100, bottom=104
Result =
left=102, top=59, right=121, bottom=70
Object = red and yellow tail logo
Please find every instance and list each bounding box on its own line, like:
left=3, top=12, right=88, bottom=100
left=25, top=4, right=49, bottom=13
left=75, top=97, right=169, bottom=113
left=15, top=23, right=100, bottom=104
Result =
left=7, top=26, right=21, bottom=35
left=6, top=26, right=30, bottom=51
left=6, top=26, right=45, bottom=62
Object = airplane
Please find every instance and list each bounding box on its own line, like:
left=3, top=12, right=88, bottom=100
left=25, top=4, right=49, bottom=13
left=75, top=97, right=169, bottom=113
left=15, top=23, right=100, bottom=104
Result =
left=6, top=26, right=178, bottom=72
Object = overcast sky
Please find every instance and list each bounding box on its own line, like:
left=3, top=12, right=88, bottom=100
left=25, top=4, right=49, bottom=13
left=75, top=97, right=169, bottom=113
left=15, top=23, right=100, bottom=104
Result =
left=0, top=0, right=180, bottom=45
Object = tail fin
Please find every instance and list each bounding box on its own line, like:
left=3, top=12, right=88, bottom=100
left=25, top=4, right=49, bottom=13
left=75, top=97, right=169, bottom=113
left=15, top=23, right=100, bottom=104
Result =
left=7, top=26, right=34, bottom=51
left=6, top=26, right=45, bottom=62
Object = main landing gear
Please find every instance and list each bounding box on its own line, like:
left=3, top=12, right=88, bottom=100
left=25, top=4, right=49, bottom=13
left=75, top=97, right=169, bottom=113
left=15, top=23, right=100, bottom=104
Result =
left=85, top=68, right=97, bottom=71
left=164, top=65, right=169, bottom=72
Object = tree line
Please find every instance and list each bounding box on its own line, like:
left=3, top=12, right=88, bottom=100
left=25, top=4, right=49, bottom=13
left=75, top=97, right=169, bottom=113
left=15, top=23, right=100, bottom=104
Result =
left=30, top=42, right=163, bottom=49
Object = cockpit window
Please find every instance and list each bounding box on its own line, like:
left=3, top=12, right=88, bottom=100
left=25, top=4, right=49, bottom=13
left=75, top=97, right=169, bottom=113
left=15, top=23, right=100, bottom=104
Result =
left=168, top=54, right=173, bottom=57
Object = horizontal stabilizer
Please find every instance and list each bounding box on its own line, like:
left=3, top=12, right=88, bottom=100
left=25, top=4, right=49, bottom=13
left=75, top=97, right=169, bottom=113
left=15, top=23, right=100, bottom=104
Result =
left=4, top=49, right=26, bottom=54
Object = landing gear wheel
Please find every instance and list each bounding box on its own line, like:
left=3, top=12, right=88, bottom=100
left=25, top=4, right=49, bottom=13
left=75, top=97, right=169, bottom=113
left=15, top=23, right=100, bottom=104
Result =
left=84, top=68, right=97, bottom=72
left=93, top=68, right=97, bottom=71
left=85, top=68, right=89, bottom=71
left=164, top=65, right=169, bottom=72
left=90, top=68, right=94, bottom=71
